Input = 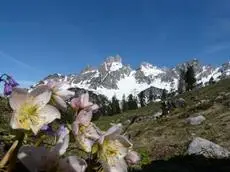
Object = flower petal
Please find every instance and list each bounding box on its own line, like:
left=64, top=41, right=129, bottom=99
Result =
left=77, top=123, right=101, bottom=152
left=9, top=88, right=28, bottom=110
left=72, top=121, right=79, bottom=136
left=71, top=97, right=81, bottom=109
left=103, top=124, right=122, bottom=139
left=102, top=159, right=128, bottom=172
left=10, top=112, right=21, bottom=129
left=125, top=151, right=140, bottom=165
left=55, top=89, right=75, bottom=100
left=58, top=156, right=87, bottom=172
left=52, top=126, right=69, bottom=156
left=77, top=110, right=93, bottom=126
left=53, top=95, right=67, bottom=109
left=31, top=105, right=60, bottom=135
left=18, top=146, right=49, bottom=172
left=31, top=87, right=52, bottom=108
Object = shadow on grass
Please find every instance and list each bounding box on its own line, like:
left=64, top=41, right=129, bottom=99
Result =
left=131, top=155, right=230, bottom=172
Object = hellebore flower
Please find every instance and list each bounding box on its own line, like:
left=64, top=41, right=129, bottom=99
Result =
left=95, top=124, right=133, bottom=172
left=4, top=82, right=13, bottom=96
left=47, top=80, right=75, bottom=109
left=9, top=85, right=60, bottom=135
left=18, top=126, right=87, bottom=172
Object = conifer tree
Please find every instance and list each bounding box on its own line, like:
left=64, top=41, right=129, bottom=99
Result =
left=138, top=91, right=145, bottom=107
left=185, top=65, right=196, bottom=91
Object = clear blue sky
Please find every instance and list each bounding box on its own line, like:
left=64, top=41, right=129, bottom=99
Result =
left=0, top=0, right=230, bottom=87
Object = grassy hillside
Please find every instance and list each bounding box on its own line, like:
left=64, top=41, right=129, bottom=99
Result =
left=95, top=78, right=230, bottom=167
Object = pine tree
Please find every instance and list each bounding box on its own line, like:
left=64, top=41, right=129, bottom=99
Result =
left=209, top=77, right=215, bottom=85
left=138, top=91, right=145, bottom=107
left=111, top=95, right=121, bottom=114
left=178, top=69, right=186, bottom=94
left=148, top=88, right=154, bottom=103
left=161, top=89, right=167, bottom=101
left=128, top=94, right=138, bottom=110
left=185, top=65, right=196, bottom=91
left=122, top=94, right=129, bottom=112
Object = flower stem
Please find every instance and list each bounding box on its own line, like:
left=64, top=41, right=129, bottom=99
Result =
left=7, top=131, right=25, bottom=172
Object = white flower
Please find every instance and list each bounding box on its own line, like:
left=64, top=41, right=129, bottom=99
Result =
left=71, top=93, right=98, bottom=111
left=18, top=126, right=87, bottom=172
left=9, top=86, right=60, bottom=135
left=96, top=124, right=132, bottom=172
left=124, top=151, right=140, bottom=166
left=47, top=81, right=75, bottom=109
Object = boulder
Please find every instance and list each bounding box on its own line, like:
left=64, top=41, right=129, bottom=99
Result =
left=188, top=137, right=230, bottom=158
left=185, top=115, right=206, bottom=125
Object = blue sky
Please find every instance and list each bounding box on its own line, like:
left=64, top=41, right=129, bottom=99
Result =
left=0, top=0, right=230, bottom=87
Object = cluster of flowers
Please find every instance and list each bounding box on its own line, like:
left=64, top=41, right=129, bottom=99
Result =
left=0, top=74, right=19, bottom=96
left=3, top=80, right=140, bottom=172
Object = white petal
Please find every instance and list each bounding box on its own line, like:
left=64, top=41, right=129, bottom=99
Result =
left=104, top=124, right=122, bottom=139
left=9, top=88, right=28, bottom=110
left=18, top=146, right=49, bottom=172
left=56, top=89, right=75, bottom=100
left=31, top=105, right=60, bottom=135
left=102, top=159, right=127, bottom=172
left=31, top=89, right=52, bottom=108
left=116, top=135, right=132, bottom=148
left=10, top=112, right=22, bottom=129
left=53, top=95, right=67, bottom=109
left=58, top=156, right=87, bottom=172
left=30, top=85, right=50, bottom=97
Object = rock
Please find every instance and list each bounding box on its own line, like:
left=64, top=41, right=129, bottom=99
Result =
left=188, top=137, right=230, bottom=158
left=153, top=112, right=162, bottom=119
left=215, top=95, right=224, bottom=103
left=175, top=98, right=186, bottom=108
left=185, top=115, right=206, bottom=125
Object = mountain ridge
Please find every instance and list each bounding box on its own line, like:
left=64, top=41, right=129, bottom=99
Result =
left=39, top=56, right=230, bottom=100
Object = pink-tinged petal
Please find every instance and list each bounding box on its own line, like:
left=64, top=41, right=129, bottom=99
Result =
left=71, top=97, right=81, bottom=109
left=87, top=104, right=99, bottom=112
left=58, top=156, right=87, bottom=172
left=80, top=93, right=93, bottom=108
left=77, top=110, right=93, bottom=126
left=51, top=127, right=69, bottom=156
left=72, top=121, right=79, bottom=136
left=53, top=95, right=67, bottom=109
left=9, top=88, right=28, bottom=110
left=18, top=146, right=49, bottom=172
left=125, top=151, right=140, bottom=165
left=31, top=88, right=52, bottom=108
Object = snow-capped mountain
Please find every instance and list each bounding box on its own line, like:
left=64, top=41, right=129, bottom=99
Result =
left=39, top=56, right=230, bottom=100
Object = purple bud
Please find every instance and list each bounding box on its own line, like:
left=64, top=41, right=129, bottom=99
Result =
left=41, top=124, right=49, bottom=131
left=57, top=125, right=67, bottom=137
left=4, top=83, right=13, bottom=96
left=7, top=76, right=19, bottom=87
